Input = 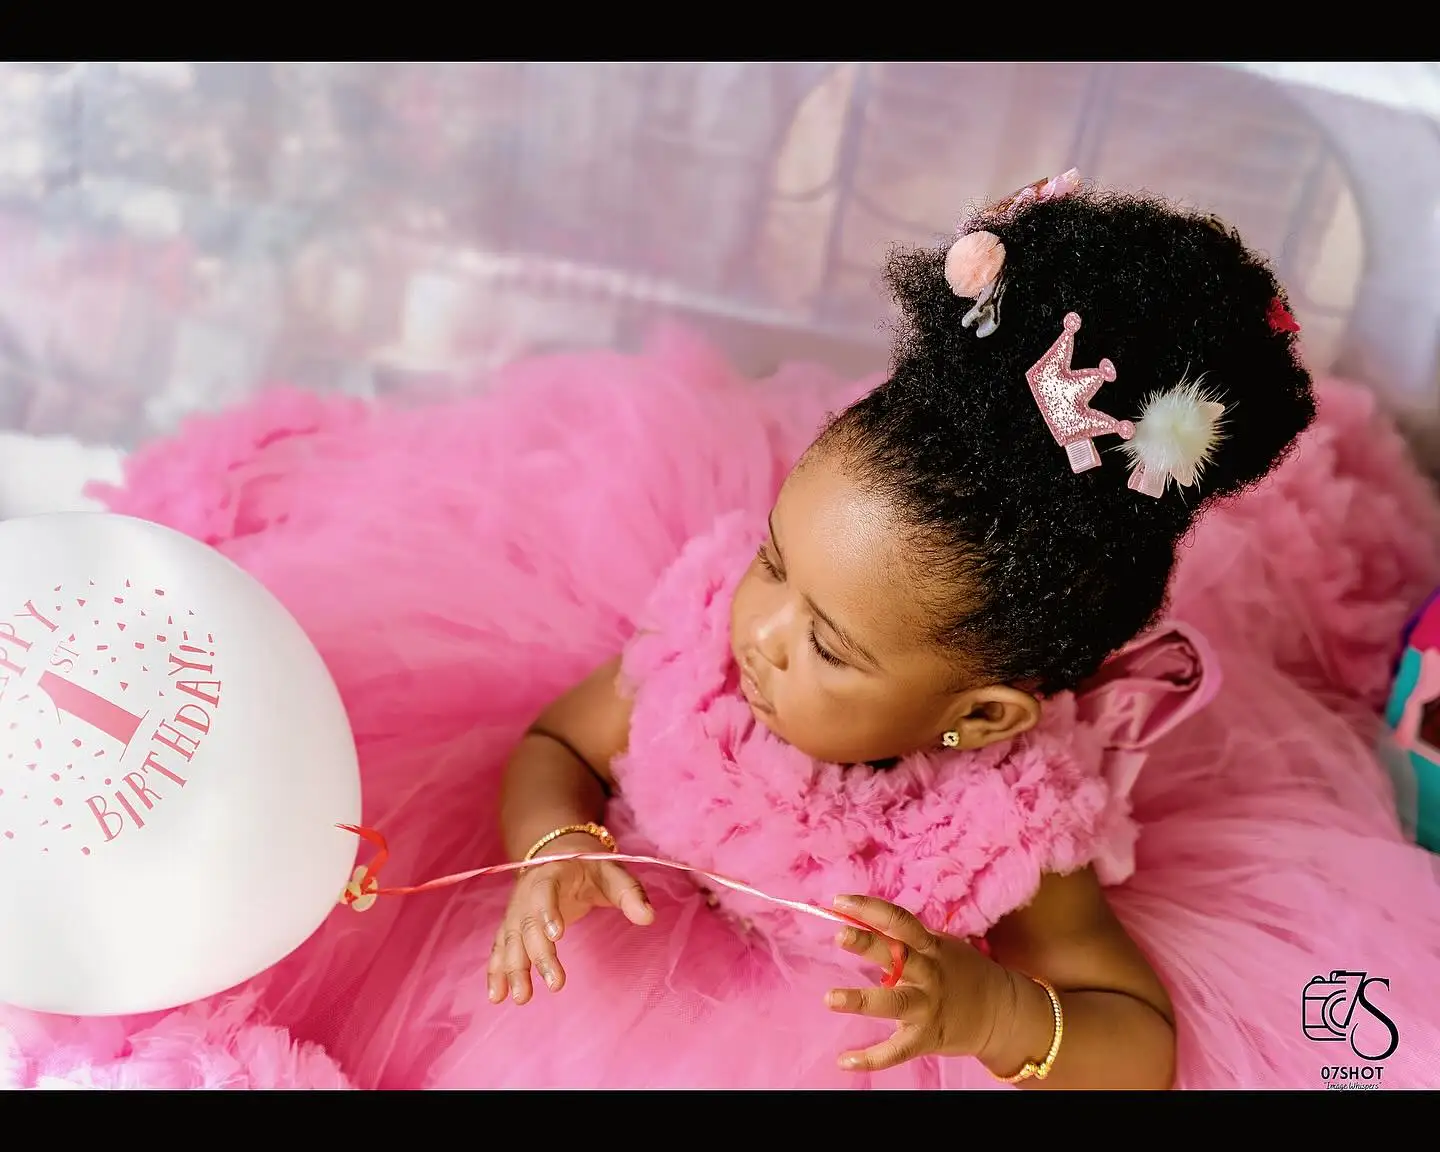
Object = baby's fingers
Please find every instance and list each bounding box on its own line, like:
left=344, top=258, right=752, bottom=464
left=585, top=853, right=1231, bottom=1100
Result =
left=534, top=874, right=565, bottom=943
left=486, top=932, right=508, bottom=1004
left=595, top=861, right=654, bottom=926
left=501, top=919, right=534, bottom=1005
left=520, top=898, right=566, bottom=994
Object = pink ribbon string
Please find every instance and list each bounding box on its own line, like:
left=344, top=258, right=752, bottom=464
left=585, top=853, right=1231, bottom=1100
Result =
left=336, top=824, right=907, bottom=987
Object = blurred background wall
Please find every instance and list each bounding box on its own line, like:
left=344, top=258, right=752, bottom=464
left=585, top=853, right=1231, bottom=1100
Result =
left=0, top=61, right=1437, bottom=514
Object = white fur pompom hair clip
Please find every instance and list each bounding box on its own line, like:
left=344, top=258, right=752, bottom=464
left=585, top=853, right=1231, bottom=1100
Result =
left=1121, top=378, right=1227, bottom=498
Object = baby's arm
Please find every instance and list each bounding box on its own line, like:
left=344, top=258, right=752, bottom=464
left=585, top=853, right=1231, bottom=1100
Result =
left=490, top=656, right=646, bottom=1004
left=500, top=655, right=633, bottom=860
left=979, top=868, right=1176, bottom=1089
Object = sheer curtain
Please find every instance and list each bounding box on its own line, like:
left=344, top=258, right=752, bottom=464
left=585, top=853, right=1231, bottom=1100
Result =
left=0, top=61, right=1435, bottom=469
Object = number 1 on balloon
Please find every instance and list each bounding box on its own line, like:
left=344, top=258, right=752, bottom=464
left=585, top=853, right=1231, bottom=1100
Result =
left=38, top=670, right=144, bottom=751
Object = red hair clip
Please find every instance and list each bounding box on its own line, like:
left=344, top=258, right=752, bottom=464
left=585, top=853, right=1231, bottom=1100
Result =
left=1267, top=296, right=1300, bottom=334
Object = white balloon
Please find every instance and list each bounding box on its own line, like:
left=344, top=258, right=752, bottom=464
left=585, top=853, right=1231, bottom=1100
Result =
left=0, top=512, right=360, bottom=1015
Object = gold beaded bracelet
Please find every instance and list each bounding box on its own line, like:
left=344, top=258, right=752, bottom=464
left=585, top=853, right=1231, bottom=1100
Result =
left=522, top=822, right=617, bottom=862
left=995, top=975, right=1064, bottom=1084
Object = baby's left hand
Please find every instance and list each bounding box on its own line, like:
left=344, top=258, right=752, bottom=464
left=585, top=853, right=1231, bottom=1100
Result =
left=826, top=893, right=1004, bottom=1072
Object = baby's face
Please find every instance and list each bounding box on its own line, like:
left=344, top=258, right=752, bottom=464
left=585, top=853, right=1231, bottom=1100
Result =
left=729, top=447, right=976, bottom=764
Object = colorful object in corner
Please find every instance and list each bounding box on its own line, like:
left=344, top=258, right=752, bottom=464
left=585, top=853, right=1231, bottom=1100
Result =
left=1382, top=587, right=1440, bottom=852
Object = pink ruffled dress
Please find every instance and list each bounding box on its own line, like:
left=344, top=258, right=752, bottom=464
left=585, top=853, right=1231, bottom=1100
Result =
left=2, top=328, right=1439, bottom=1089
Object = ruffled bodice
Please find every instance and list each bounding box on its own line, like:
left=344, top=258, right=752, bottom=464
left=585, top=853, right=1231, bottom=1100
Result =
left=610, top=512, right=1217, bottom=956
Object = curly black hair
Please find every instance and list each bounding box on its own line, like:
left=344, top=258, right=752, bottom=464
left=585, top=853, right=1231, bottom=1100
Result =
left=818, top=185, right=1316, bottom=695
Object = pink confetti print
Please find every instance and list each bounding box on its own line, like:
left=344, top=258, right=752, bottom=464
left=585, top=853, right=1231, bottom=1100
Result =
left=4, top=576, right=213, bottom=858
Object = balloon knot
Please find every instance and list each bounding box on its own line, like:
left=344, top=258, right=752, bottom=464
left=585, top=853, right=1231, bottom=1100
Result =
left=335, top=823, right=388, bottom=912
left=340, top=865, right=380, bottom=912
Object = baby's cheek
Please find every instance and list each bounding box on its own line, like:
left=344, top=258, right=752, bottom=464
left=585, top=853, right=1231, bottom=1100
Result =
left=804, top=680, right=870, bottom=740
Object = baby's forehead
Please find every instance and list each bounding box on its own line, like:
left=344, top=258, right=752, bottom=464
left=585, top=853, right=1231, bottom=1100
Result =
left=775, top=459, right=951, bottom=649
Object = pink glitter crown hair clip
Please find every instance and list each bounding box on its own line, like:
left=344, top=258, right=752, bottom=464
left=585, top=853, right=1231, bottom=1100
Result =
left=1027, top=312, right=1227, bottom=497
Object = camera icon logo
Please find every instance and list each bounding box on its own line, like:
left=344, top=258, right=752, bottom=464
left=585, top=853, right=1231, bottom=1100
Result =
left=1303, top=971, right=1399, bottom=1061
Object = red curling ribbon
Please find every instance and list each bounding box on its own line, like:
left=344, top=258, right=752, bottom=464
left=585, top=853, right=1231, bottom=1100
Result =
left=336, top=824, right=908, bottom=988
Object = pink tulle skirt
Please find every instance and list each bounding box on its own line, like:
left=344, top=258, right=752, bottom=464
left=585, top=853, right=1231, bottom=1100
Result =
left=4, top=328, right=1440, bottom=1089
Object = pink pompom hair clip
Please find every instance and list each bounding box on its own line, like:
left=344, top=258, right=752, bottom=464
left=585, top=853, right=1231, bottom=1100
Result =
left=946, top=167, right=1081, bottom=338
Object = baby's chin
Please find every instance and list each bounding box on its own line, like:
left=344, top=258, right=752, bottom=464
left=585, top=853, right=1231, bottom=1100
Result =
left=746, top=701, right=891, bottom=766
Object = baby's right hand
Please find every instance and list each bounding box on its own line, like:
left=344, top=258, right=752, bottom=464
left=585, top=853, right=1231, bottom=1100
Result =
left=488, top=832, right=654, bottom=1005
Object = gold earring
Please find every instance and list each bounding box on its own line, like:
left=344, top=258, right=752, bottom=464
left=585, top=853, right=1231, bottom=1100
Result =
left=941, top=730, right=960, bottom=748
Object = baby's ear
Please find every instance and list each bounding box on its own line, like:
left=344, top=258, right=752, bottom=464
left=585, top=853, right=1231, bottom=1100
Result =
left=1076, top=624, right=1219, bottom=750
left=946, top=684, right=1042, bottom=750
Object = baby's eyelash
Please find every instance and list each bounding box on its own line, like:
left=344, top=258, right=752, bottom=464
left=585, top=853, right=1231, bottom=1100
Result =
left=754, top=543, right=843, bottom=667
left=809, top=627, right=844, bottom=667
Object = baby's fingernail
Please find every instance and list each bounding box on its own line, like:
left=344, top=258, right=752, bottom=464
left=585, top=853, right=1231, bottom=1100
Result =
left=540, top=966, right=558, bottom=990
left=826, top=990, right=844, bottom=1009
left=834, top=895, right=857, bottom=909
left=545, top=920, right=560, bottom=940
left=512, top=985, right=525, bottom=1003
left=836, top=927, right=855, bottom=947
